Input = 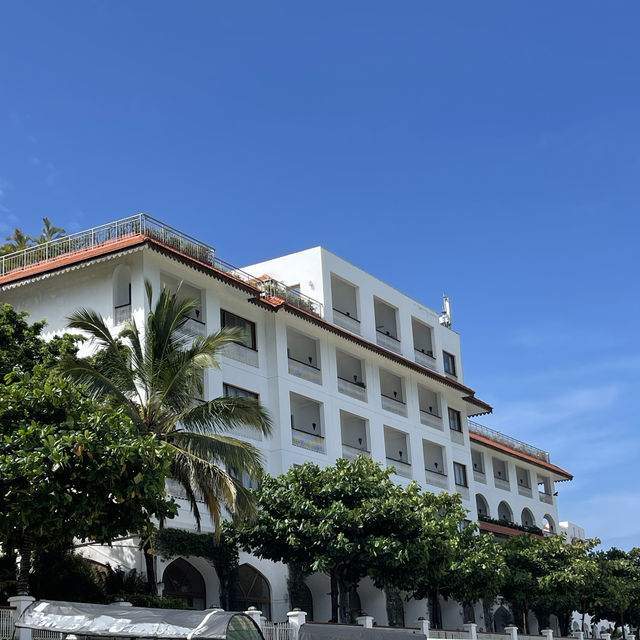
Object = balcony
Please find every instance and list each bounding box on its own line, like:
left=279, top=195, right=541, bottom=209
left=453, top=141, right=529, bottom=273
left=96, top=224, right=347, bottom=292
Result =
left=414, top=348, right=436, bottom=371
left=473, top=469, right=486, bottom=484
left=420, top=409, right=443, bottom=429
left=376, top=330, right=401, bottom=354
left=494, top=476, right=510, bottom=491
left=386, top=456, right=412, bottom=478
left=468, top=420, right=550, bottom=463
left=288, top=357, right=322, bottom=384
left=342, top=443, right=371, bottom=460
left=332, top=308, right=361, bottom=334
left=381, top=393, right=407, bottom=417
left=114, top=303, right=131, bottom=325
left=425, top=468, right=448, bottom=490
left=223, top=342, right=259, bottom=367
left=177, top=316, right=206, bottom=339
left=539, top=491, right=553, bottom=504
left=337, top=377, right=367, bottom=401
left=292, top=428, right=325, bottom=454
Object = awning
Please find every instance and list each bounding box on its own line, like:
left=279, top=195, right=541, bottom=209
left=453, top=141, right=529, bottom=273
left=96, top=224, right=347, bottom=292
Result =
left=16, top=601, right=263, bottom=640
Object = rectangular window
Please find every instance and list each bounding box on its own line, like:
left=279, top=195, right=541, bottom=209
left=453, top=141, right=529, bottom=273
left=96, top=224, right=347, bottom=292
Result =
left=223, top=383, right=258, bottom=400
left=453, top=462, right=468, bottom=487
left=443, top=351, right=456, bottom=376
left=448, top=407, right=462, bottom=432
left=221, top=310, right=257, bottom=350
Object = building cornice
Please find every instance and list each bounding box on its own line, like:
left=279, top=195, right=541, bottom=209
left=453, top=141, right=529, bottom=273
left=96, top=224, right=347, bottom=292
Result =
left=470, top=432, right=573, bottom=480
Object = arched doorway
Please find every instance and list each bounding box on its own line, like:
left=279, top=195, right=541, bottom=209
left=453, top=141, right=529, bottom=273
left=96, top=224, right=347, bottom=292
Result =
left=497, top=501, right=513, bottom=522
left=543, top=514, right=556, bottom=534
left=230, top=564, right=271, bottom=619
left=476, top=494, right=490, bottom=518
left=521, top=508, right=535, bottom=528
left=290, top=581, right=314, bottom=621
left=494, top=606, right=511, bottom=633
left=163, top=558, right=206, bottom=609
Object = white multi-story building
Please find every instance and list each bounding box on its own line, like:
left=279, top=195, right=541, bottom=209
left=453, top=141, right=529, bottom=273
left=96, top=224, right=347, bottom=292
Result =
left=0, top=215, right=573, bottom=629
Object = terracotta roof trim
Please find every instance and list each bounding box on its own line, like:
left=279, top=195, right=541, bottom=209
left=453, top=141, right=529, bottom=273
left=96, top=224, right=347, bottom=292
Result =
left=470, top=432, right=573, bottom=480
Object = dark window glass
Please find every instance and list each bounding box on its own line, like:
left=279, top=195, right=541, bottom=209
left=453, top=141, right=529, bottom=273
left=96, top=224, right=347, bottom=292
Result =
left=448, top=407, right=462, bottom=432
left=221, top=310, right=257, bottom=350
left=443, top=351, right=456, bottom=376
left=454, top=462, right=468, bottom=487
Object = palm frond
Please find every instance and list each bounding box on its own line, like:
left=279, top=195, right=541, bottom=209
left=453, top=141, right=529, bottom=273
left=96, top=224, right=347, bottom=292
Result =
left=178, top=396, right=272, bottom=437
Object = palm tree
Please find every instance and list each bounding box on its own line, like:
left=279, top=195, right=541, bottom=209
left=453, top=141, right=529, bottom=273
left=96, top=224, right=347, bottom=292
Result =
left=38, top=217, right=66, bottom=243
left=59, top=281, right=272, bottom=591
left=5, top=228, right=33, bottom=251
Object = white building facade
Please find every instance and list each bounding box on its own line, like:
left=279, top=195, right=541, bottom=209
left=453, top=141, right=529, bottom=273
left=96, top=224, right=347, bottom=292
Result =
left=0, top=215, right=573, bottom=630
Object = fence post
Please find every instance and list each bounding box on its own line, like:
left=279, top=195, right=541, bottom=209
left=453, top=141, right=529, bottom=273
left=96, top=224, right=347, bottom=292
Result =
left=505, top=626, right=519, bottom=640
left=356, top=615, right=374, bottom=629
left=287, top=609, right=307, bottom=640
left=464, top=623, right=478, bottom=640
left=244, top=607, right=263, bottom=629
left=575, top=632, right=584, bottom=640
left=419, top=617, right=430, bottom=638
left=8, top=595, right=35, bottom=640
left=541, top=629, right=554, bottom=640
left=600, top=634, right=611, bottom=640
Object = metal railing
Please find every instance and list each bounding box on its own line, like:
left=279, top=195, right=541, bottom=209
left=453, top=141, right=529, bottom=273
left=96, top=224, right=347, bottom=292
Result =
left=0, top=608, right=15, bottom=640
left=291, top=428, right=325, bottom=453
left=468, top=420, right=550, bottom=462
left=262, top=622, right=296, bottom=640
left=0, top=214, right=325, bottom=318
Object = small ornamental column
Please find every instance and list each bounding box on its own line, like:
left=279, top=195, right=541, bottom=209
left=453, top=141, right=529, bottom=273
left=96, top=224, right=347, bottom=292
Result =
left=8, top=595, right=35, bottom=640
left=244, top=607, right=263, bottom=629
left=419, top=617, right=430, bottom=638
left=356, top=615, right=374, bottom=628
left=464, top=623, right=478, bottom=640
left=287, top=609, right=307, bottom=640
left=504, top=626, right=519, bottom=640
left=541, top=629, right=554, bottom=640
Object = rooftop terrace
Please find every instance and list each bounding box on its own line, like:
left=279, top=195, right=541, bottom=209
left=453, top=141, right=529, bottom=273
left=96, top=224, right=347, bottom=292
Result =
left=0, top=214, right=324, bottom=316
left=468, top=420, right=550, bottom=463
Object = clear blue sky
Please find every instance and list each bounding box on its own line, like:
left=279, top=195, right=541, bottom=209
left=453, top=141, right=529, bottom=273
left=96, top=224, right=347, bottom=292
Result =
left=1, top=2, right=638, bottom=549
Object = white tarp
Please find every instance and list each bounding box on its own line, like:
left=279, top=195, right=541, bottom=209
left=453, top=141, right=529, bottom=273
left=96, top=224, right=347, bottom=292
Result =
left=16, top=600, right=263, bottom=640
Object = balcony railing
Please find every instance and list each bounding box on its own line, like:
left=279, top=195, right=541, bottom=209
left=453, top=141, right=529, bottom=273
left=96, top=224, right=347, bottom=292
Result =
left=376, top=330, right=401, bottom=353
left=425, top=468, right=449, bottom=490
left=337, top=376, right=367, bottom=401
left=414, top=348, right=436, bottom=370
left=177, top=316, right=206, bottom=338
left=420, top=409, right=443, bottom=429
left=468, top=420, right=550, bottom=463
left=473, top=469, right=486, bottom=484
left=539, top=491, right=553, bottom=504
left=494, top=476, right=510, bottom=491
left=0, top=214, right=324, bottom=318
left=381, top=393, right=407, bottom=416
left=341, top=443, right=371, bottom=460
left=288, top=357, right=322, bottom=384
left=291, top=428, right=325, bottom=453
left=332, top=308, right=360, bottom=334
left=386, top=456, right=412, bottom=478
left=114, top=302, right=132, bottom=325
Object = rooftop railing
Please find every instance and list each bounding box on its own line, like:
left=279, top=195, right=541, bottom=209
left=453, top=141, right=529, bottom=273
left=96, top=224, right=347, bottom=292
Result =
left=468, top=420, right=550, bottom=463
left=0, top=213, right=324, bottom=317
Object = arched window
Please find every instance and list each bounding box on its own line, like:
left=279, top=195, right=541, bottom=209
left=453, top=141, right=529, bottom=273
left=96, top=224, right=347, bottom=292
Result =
left=230, top=564, right=271, bottom=619
left=497, top=501, right=513, bottom=522
left=386, top=589, right=405, bottom=627
left=113, top=265, right=132, bottom=324
left=521, top=508, right=535, bottom=528
left=543, top=514, right=556, bottom=534
left=476, top=494, right=490, bottom=518
left=163, top=558, right=206, bottom=609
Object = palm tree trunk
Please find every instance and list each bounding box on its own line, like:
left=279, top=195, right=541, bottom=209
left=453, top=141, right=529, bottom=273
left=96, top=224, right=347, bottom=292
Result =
left=17, top=531, right=33, bottom=595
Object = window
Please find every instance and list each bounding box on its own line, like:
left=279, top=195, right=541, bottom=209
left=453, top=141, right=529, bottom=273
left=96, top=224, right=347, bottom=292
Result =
left=223, top=383, right=258, bottom=400
left=453, top=462, right=468, bottom=487
left=221, top=310, right=256, bottom=350
left=448, top=407, right=462, bottom=432
left=443, top=351, right=456, bottom=376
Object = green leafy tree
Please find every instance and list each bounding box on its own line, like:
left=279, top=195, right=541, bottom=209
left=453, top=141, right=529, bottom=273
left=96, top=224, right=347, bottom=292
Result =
left=237, top=456, right=471, bottom=624
left=0, top=368, right=177, bottom=595
left=591, top=548, right=640, bottom=638
left=5, top=228, right=33, bottom=251
left=38, top=217, right=66, bottom=243
left=443, top=527, right=507, bottom=620
left=58, top=282, right=272, bottom=590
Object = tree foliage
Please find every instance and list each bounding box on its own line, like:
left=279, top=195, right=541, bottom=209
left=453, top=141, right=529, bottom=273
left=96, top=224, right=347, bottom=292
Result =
left=236, top=456, right=474, bottom=624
